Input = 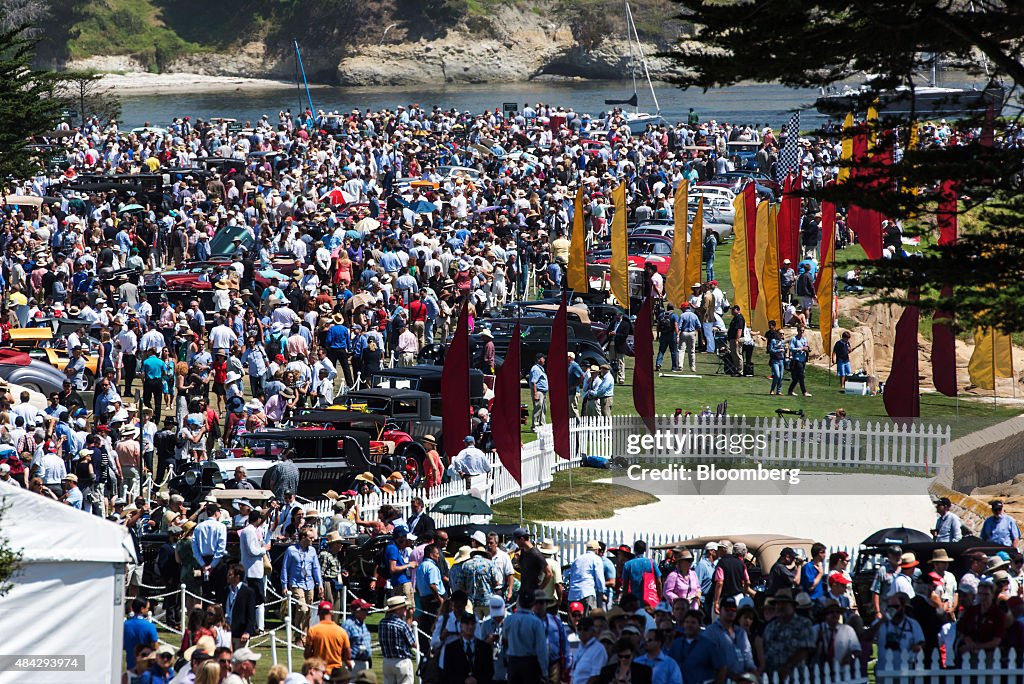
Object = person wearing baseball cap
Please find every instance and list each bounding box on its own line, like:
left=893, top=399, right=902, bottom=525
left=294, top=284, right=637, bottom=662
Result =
left=342, top=598, right=374, bottom=673
left=513, top=527, right=552, bottom=599
left=933, top=497, right=963, bottom=543
left=306, top=599, right=353, bottom=676
left=981, top=500, right=1021, bottom=547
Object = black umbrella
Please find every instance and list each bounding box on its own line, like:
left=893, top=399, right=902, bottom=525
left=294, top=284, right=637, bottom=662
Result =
left=860, top=527, right=932, bottom=546
left=431, top=494, right=493, bottom=516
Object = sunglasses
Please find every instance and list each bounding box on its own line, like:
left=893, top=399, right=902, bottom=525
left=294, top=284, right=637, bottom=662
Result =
left=618, top=653, right=633, bottom=659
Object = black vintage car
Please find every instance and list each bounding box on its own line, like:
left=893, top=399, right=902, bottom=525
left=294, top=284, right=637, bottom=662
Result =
left=851, top=534, right=1015, bottom=620
left=368, top=365, right=487, bottom=417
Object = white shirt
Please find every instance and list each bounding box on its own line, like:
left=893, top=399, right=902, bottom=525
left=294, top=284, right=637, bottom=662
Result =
left=139, top=329, right=165, bottom=352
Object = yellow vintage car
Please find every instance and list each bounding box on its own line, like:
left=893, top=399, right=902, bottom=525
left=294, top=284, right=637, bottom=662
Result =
left=5, top=327, right=100, bottom=389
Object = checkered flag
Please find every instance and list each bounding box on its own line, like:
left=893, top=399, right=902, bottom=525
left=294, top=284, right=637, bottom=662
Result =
left=777, top=110, right=801, bottom=182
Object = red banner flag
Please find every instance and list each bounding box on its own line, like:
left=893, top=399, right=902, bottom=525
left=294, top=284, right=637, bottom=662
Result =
left=933, top=181, right=958, bottom=396
left=847, top=132, right=884, bottom=260
left=441, top=304, right=471, bottom=459
left=777, top=174, right=801, bottom=266
left=743, top=183, right=759, bottom=308
left=491, top=323, right=522, bottom=484
left=937, top=180, right=958, bottom=246
left=632, top=297, right=656, bottom=433
left=883, top=293, right=921, bottom=423
left=548, top=295, right=571, bottom=460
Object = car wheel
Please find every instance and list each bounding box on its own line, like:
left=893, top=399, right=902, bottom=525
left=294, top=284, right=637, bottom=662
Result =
left=19, top=382, right=42, bottom=393
left=83, top=370, right=96, bottom=391
left=394, top=441, right=427, bottom=487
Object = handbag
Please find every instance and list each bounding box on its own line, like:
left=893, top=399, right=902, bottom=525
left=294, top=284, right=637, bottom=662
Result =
left=263, top=553, right=273, bottom=573
left=641, top=558, right=659, bottom=608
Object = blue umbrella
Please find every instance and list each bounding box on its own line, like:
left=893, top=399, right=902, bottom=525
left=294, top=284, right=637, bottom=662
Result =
left=475, top=205, right=502, bottom=214
left=406, top=200, right=437, bottom=214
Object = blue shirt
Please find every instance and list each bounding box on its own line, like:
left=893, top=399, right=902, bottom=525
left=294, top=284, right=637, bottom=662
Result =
left=981, top=514, right=1021, bottom=546
left=65, top=486, right=83, bottom=509
left=416, top=558, right=446, bottom=597
left=343, top=617, right=373, bottom=661
left=789, top=335, right=809, bottom=363
left=800, top=562, right=826, bottom=600
left=568, top=361, right=584, bottom=393
left=704, top=620, right=756, bottom=676
left=191, top=518, right=227, bottom=567
left=529, top=364, right=549, bottom=392
left=543, top=613, right=569, bottom=667
left=622, top=556, right=660, bottom=599
left=385, top=542, right=412, bottom=586
left=567, top=551, right=605, bottom=601
left=142, top=355, right=165, bottom=381
left=123, top=614, right=158, bottom=669
left=636, top=651, right=683, bottom=684
left=680, top=310, right=700, bottom=332
left=325, top=324, right=351, bottom=351
left=280, top=543, right=323, bottom=591
left=695, top=558, right=716, bottom=595
left=502, top=609, right=549, bottom=671
left=667, top=633, right=725, bottom=684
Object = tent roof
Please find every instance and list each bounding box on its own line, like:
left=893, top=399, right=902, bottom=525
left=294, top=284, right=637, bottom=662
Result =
left=0, top=482, right=134, bottom=564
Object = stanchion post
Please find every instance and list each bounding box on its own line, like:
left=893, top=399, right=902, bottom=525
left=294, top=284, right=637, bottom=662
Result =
left=285, top=617, right=293, bottom=672
left=412, top=619, right=420, bottom=673
left=271, top=631, right=278, bottom=666
left=179, top=584, right=186, bottom=632
left=341, top=584, right=348, bottom=623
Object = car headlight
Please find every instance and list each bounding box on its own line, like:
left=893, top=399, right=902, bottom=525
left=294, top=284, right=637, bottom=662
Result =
left=184, top=469, right=198, bottom=486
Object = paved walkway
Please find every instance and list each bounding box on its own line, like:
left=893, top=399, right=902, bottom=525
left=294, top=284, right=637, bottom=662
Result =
left=543, top=473, right=935, bottom=549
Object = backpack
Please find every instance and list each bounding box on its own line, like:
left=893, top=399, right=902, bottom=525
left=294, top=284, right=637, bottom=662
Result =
left=658, top=311, right=675, bottom=336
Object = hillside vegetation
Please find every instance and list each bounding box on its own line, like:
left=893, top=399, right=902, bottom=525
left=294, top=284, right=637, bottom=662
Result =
left=37, top=0, right=684, bottom=77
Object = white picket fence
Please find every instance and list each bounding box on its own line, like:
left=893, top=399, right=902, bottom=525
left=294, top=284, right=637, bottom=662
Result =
left=873, top=647, right=1024, bottom=683
left=572, top=415, right=952, bottom=475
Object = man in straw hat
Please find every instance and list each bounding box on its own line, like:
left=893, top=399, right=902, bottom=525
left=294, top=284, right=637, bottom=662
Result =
left=568, top=540, right=606, bottom=613
left=537, top=538, right=563, bottom=607
left=761, top=589, right=814, bottom=674
left=378, top=596, right=416, bottom=684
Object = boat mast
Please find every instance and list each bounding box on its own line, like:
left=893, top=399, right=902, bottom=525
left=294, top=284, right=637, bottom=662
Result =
left=624, top=0, right=638, bottom=112
left=625, top=0, right=660, bottom=115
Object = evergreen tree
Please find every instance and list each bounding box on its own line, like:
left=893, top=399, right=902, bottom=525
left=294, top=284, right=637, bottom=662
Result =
left=0, top=21, right=59, bottom=183
left=665, top=0, right=1024, bottom=332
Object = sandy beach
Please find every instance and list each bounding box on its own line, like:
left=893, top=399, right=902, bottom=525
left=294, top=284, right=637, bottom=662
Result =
left=97, top=71, right=308, bottom=95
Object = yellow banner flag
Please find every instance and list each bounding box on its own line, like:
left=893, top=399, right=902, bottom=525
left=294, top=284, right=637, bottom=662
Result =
left=867, top=104, right=878, bottom=148
left=684, top=197, right=705, bottom=298
left=751, top=201, right=770, bottom=333
left=969, top=327, right=1014, bottom=390
left=610, top=182, right=629, bottom=308
left=665, top=181, right=688, bottom=308
left=761, top=202, right=781, bottom=329
left=838, top=111, right=854, bottom=183
left=567, top=187, right=589, bottom=293
left=816, top=208, right=836, bottom=355
left=729, top=191, right=750, bottom=320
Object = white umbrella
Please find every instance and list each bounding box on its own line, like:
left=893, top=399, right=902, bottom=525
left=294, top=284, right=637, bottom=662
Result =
left=354, top=217, right=380, bottom=233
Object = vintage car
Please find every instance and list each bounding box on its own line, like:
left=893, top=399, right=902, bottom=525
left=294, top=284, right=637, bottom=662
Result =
left=473, top=316, right=611, bottom=372
left=850, top=530, right=1015, bottom=620
left=0, top=348, right=71, bottom=395
left=5, top=327, right=100, bottom=389
left=654, top=534, right=816, bottom=595
left=368, top=365, right=488, bottom=418
left=332, top=388, right=441, bottom=439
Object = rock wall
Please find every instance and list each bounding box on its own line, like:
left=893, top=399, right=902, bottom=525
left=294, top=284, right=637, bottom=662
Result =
left=65, top=5, right=686, bottom=86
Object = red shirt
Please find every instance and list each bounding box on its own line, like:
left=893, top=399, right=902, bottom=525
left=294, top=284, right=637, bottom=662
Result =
left=408, top=299, right=427, bottom=323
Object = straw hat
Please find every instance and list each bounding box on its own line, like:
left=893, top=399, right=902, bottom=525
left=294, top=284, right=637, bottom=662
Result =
left=538, top=538, right=559, bottom=555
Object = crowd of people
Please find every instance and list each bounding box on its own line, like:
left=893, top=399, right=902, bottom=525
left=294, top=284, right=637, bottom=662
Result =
left=121, top=508, right=1024, bottom=684
left=1, top=98, right=1021, bottom=683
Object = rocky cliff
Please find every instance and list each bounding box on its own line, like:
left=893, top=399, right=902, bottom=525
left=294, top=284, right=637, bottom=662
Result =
left=61, top=2, right=686, bottom=86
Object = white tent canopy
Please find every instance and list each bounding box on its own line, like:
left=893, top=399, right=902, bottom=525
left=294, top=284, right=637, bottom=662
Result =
left=0, top=482, right=134, bottom=683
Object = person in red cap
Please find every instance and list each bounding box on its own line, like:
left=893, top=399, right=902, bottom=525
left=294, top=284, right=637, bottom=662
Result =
left=342, top=598, right=374, bottom=673
left=305, top=600, right=353, bottom=677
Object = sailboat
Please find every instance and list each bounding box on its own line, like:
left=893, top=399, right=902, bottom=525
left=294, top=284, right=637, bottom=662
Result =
left=605, top=0, right=662, bottom=131
left=815, top=55, right=1003, bottom=118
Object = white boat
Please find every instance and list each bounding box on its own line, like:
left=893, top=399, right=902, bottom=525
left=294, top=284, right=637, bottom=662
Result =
left=606, top=0, right=662, bottom=132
